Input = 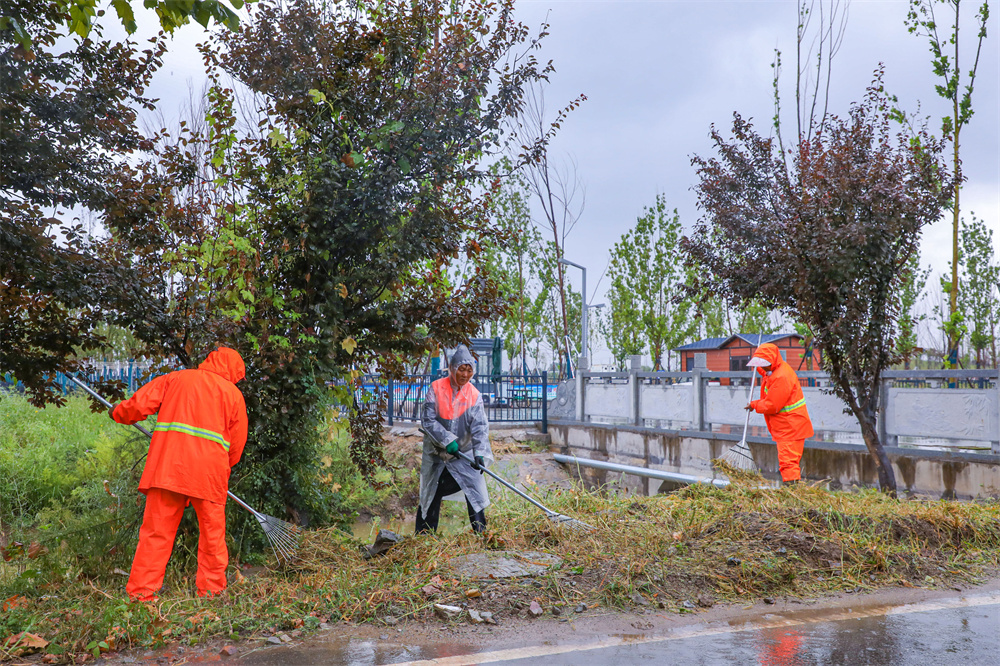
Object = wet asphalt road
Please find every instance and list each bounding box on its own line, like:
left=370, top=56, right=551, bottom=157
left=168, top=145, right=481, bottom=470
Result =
left=234, top=593, right=999, bottom=665
left=495, top=598, right=999, bottom=665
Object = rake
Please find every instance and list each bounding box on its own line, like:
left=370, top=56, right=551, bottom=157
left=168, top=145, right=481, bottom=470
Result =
left=419, top=428, right=595, bottom=532
left=68, top=374, right=301, bottom=562
left=720, top=364, right=761, bottom=472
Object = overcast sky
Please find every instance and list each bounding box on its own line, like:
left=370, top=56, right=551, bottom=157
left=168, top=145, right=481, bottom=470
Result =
left=508, top=1, right=999, bottom=301
left=129, top=0, right=998, bottom=360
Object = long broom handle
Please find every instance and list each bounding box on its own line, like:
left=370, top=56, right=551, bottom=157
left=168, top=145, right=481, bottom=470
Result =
left=67, top=374, right=256, bottom=516
left=418, top=427, right=559, bottom=517
left=740, top=368, right=760, bottom=443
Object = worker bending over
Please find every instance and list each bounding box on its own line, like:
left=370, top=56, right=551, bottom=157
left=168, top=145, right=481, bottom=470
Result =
left=417, top=345, right=494, bottom=534
left=110, top=347, right=248, bottom=601
left=745, top=343, right=814, bottom=484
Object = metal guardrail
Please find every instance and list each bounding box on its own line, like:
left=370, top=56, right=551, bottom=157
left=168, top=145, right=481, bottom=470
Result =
left=553, top=454, right=731, bottom=488
left=576, top=365, right=1000, bottom=453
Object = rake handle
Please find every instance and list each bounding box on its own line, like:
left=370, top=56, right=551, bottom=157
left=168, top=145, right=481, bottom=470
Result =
left=452, top=449, right=558, bottom=518
left=739, top=368, right=760, bottom=444
left=69, top=374, right=154, bottom=438
left=69, top=374, right=249, bottom=513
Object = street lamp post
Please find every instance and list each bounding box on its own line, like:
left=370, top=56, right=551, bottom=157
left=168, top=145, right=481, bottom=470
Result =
left=558, top=258, right=588, bottom=370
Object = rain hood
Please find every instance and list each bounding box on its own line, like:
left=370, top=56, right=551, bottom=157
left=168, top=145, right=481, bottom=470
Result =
left=751, top=343, right=784, bottom=376
left=449, top=345, right=477, bottom=374
left=199, top=347, right=246, bottom=385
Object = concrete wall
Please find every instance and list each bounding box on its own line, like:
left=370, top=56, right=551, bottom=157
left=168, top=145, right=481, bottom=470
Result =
left=577, top=369, right=1000, bottom=451
left=549, top=420, right=1000, bottom=500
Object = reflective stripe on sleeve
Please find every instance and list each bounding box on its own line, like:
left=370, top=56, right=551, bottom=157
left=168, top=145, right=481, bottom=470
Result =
left=779, top=398, right=806, bottom=413
left=154, top=422, right=231, bottom=451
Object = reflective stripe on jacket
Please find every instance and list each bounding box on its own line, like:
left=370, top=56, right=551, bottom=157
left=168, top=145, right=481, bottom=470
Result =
left=113, top=347, right=248, bottom=504
left=749, top=343, right=814, bottom=442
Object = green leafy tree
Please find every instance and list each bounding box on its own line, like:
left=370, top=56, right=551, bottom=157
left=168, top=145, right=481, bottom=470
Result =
left=526, top=238, right=581, bottom=373
left=900, top=0, right=991, bottom=367
left=1, top=0, right=251, bottom=49
left=728, top=299, right=779, bottom=336
left=684, top=77, right=952, bottom=495
left=601, top=273, right=645, bottom=371
left=958, top=215, right=1000, bottom=367
left=6, top=0, right=550, bottom=547
left=480, top=161, right=544, bottom=375
left=693, top=290, right=727, bottom=340
left=607, top=195, right=696, bottom=371
left=1, top=4, right=166, bottom=404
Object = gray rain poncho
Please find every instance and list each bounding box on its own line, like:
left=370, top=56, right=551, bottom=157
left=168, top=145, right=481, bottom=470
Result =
left=419, top=345, right=494, bottom=516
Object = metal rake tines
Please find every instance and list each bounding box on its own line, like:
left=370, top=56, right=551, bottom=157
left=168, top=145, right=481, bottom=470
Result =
left=546, top=512, right=596, bottom=532
left=256, top=513, right=302, bottom=562
left=721, top=441, right=757, bottom=471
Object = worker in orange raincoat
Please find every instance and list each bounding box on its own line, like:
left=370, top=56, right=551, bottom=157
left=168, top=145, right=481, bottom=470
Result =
left=745, top=343, right=814, bottom=484
left=109, top=347, right=248, bottom=601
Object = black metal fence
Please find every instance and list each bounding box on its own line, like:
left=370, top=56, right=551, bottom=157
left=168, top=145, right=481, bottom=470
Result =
left=358, top=372, right=551, bottom=431
left=5, top=364, right=554, bottom=432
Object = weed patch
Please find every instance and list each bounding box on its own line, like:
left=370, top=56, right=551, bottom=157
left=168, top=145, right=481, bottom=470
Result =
left=3, top=476, right=998, bottom=663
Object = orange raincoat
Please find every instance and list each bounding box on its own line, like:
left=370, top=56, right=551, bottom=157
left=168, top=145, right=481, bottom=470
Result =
left=112, top=347, right=248, bottom=600
left=749, top=343, right=814, bottom=481
left=113, top=347, right=248, bottom=504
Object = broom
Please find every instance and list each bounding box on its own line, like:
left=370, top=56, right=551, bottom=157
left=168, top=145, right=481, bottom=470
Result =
left=719, top=363, right=762, bottom=472
left=68, top=374, right=301, bottom=561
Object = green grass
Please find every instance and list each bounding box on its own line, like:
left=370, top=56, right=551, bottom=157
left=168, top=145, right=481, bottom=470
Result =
left=0, top=390, right=137, bottom=536
left=315, top=415, right=420, bottom=529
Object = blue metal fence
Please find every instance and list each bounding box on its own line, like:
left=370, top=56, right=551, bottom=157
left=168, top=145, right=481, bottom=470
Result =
left=2, top=362, right=159, bottom=396
left=5, top=365, right=553, bottom=432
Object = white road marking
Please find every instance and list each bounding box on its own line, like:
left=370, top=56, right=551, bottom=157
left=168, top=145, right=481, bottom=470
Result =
left=392, top=592, right=1000, bottom=665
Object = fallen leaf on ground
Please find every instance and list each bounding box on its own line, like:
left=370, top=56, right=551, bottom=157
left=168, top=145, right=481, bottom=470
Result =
left=3, top=631, right=49, bottom=654
left=187, top=610, right=219, bottom=626
left=2, top=595, right=28, bottom=612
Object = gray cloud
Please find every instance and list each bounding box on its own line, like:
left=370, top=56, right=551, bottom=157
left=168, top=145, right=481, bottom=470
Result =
left=514, top=1, right=998, bottom=305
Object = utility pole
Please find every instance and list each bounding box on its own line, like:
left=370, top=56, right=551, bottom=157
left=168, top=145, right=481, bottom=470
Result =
left=559, top=258, right=588, bottom=370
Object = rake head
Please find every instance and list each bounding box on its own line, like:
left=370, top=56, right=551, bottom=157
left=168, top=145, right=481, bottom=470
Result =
left=253, top=512, right=302, bottom=562
left=719, top=439, right=758, bottom=472
left=545, top=511, right=596, bottom=532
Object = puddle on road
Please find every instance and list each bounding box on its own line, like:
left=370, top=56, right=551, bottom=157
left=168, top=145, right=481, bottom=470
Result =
left=234, top=635, right=480, bottom=666
left=229, top=593, right=1000, bottom=666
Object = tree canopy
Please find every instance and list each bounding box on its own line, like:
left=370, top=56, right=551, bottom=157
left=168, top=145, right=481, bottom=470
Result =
left=0, top=1, right=166, bottom=404
left=606, top=195, right=694, bottom=371
left=684, top=76, right=953, bottom=493
left=1, top=0, right=551, bottom=544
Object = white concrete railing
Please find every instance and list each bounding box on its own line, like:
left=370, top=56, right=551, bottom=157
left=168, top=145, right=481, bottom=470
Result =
left=572, top=356, right=1000, bottom=454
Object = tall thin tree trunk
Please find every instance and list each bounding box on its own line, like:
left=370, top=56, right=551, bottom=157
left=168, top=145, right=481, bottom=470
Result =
left=948, top=10, right=962, bottom=368
left=859, top=415, right=897, bottom=497
left=834, top=373, right=898, bottom=495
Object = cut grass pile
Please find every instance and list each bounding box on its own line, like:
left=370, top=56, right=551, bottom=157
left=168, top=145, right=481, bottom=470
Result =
left=3, top=473, right=998, bottom=663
